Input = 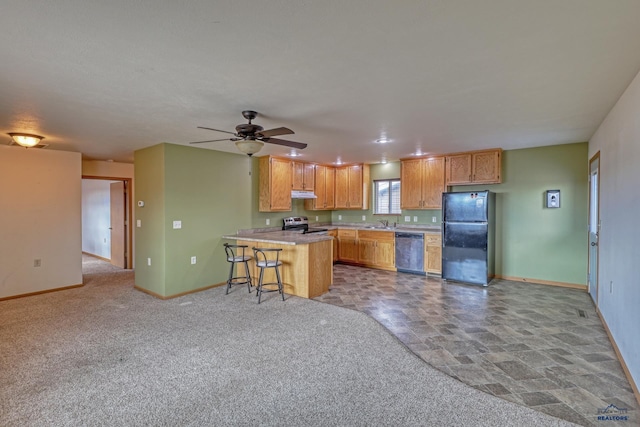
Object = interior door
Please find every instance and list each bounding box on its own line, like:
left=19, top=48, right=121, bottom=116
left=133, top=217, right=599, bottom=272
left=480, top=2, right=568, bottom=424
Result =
left=588, top=154, right=600, bottom=304
left=110, top=181, right=126, bottom=268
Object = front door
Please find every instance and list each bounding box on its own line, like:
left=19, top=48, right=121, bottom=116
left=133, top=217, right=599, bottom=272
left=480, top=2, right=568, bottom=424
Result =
left=588, top=153, right=600, bottom=304
left=110, top=181, right=126, bottom=268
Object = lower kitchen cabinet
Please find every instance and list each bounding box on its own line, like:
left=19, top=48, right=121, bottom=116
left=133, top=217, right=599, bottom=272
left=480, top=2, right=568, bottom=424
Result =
left=337, top=229, right=395, bottom=272
left=357, top=230, right=395, bottom=270
left=425, top=233, right=442, bottom=275
left=328, top=229, right=338, bottom=262
left=337, top=229, right=358, bottom=263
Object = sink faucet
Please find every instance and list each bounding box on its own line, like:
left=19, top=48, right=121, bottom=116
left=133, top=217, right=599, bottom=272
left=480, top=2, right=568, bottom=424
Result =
left=379, top=219, right=389, bottom=227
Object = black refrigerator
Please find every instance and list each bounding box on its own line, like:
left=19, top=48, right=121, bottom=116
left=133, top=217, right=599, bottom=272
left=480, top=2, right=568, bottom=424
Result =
left=442, top=191, right=495, bottom=286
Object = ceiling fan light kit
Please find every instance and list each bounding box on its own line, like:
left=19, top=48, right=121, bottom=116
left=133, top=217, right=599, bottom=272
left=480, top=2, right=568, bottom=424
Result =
left=235, top=139, right=264, bottom=156
left=190, top=110, right=307, bottom=156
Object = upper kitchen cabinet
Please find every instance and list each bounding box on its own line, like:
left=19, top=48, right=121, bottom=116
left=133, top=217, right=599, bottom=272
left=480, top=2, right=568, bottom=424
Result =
left=335, top=164, right=370, bottom=209
left=292, top=161, right=315, bottom=191
left=445, top=149, right=502, bottom=185
left=305, top=164, right=335, bottom=210
left=259, top=156, right=292, bottom=212
left=400, top=157, right=446, bottom=209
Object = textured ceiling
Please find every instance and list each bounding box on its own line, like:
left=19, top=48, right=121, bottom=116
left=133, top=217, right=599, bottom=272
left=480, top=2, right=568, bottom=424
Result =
left=2, top=1, right=640, bottom=164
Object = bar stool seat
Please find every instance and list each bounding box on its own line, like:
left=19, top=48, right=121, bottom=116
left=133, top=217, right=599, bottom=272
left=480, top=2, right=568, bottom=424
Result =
left=252, top=247, right=285, bottom=304
left=224, top=243, right=253, bottom=294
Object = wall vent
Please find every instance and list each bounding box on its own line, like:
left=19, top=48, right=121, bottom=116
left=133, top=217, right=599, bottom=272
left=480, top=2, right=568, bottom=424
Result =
left=576, top=309, right=588, bottom=318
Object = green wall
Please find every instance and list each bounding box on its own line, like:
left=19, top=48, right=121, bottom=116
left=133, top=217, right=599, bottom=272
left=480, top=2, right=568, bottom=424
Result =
left=453, top=142, right=588, bottom=285
left=135, top=143, right=253, bottom=297
left=331, top=162, right=442, bottom=226
left=135, top=142, right=588, bottom=297
left=134, top=144, right=167, bottom=295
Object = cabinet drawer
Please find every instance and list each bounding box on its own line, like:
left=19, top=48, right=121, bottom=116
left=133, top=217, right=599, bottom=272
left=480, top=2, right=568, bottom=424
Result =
left=338, top=229, right=357, bottom=238
left=357, top=230, right=394, bottom=241
left=426, top=234, right=441, bottom=245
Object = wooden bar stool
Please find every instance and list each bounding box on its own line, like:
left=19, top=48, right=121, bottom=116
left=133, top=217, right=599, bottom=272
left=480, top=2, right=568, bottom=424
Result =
left=252, top=247, right=285, bottom=304
left=223, top=243, right=253, bottom=294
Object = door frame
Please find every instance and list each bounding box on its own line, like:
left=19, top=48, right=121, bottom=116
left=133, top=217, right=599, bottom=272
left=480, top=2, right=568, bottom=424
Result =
left=82, top=175, right=133, bottom=269
left=587, top=152, right=600, bottom=305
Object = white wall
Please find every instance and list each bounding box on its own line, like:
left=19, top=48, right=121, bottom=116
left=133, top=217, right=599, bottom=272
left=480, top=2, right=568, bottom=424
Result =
left=0, top=146, right=82, bottom=299
left=82, top=180, right=116, bottom=258
left=589, top=69, right=640, bottom=388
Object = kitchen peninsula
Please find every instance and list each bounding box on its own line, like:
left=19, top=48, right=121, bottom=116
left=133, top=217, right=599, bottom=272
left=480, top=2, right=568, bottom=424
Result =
left=222, top=229, right=333, bottom=299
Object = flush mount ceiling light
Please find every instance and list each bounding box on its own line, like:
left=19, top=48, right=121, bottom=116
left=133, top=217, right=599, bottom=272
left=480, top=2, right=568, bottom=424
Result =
left=234, top=139, right=264, bottom=156
left=8, top=132, right=44, bottom=148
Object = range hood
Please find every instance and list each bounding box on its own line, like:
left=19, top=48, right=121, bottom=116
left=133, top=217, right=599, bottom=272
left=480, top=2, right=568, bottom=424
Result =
left=291, top=190, right=317, bottom=199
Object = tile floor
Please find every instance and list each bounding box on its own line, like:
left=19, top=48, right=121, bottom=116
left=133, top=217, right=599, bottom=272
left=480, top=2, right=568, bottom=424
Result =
left=314, top=264, right=639, bottom=427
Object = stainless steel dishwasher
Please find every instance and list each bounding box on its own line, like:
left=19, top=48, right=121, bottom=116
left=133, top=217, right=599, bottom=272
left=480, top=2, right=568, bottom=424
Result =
left=395, top=232, right=425, bottom=275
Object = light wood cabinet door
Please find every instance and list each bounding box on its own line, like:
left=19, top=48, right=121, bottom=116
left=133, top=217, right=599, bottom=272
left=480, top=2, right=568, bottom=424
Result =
left=445, top=149, right=502, bottom=185
left=337, top=229, right=358, bottom=262
left=328, top=230, right=338, bottom=262
left=425, top=234, right=442, bottom=275
left=259, top=156, right=292, bottom=212
left=422, top=157, right=446, bottom=209
left=400, top=158, right=423, bottom=209
left=334, top=164, right=368, bottom=209
left=472, top=151, right=501, bottom=183
left=325, top=166, right=335, bottom=209
left=305, top=165, right=335, bottom=210
left=401, top=157, right=445, bottom=209
left=347, top=165, right=363, bottom=208
left=292, top=161, right=316, bottom=191
left=445, top=153, right=472, bottom=185
left=334, top=166, right=350, bottom=209
left=375, top=238, right=395, bottom=269
left=357, top=238, right=377, bottom=265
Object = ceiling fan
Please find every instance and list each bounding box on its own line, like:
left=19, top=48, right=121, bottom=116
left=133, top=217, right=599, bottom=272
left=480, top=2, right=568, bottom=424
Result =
left=190, top=110, right=307, bottom=156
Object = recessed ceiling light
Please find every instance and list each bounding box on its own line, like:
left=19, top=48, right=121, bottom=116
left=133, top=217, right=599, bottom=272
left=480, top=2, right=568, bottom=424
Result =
left=375, top=138, right=392, bottom=144
left=381, top=159, right=388, bottom=164
left=289, top=151, right=300, bottom=157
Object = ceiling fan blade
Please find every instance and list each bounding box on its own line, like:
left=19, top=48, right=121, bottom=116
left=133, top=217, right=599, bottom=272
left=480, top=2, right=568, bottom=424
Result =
left=263, top=138, right=307, bottom=149
left=197, top=126, right=237, bottom=135
left=189, top=137, right=231, bottom=144
left=258, top=127, right=294, bottom=138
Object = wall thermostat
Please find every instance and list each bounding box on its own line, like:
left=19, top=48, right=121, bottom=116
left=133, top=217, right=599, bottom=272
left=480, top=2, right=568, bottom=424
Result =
left=546, top=190, right=560, bottom=208
left=137, top=200, right=145, bottom=207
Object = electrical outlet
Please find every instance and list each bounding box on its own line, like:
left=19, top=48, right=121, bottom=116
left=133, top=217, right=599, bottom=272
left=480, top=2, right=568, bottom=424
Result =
left=338, top=215, right=342, bottom=220
left=315, top=216, right=319, bottom=221
left=413, top=216, right=418, bottom=222
left=137, top=219, right=141, bottom=228
left=405, top=216, right=410, bottom=222
left=432, top=216, right=437, bottom=223
left=147, top=257, right=151, bottom=266
left=173, top=220, right=182, bottom=229
left=362, top=215, right=366, bottom=221
left=191, top=256, right=197, bottom=265
left=34, top=259, right=41, bottom=267
left=266, top=219, right=270, bottom=226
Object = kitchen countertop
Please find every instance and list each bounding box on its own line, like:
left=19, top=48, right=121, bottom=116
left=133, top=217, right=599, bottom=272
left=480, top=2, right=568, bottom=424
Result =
left=222, top=230, right=333, bottom=246
left=224, top=223, right=441, bottom=245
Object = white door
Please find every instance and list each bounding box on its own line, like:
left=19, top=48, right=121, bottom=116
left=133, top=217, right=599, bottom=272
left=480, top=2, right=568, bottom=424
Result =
left=588, top=154, right=600, bottom=304
left=110, top=181, right=126, bottom=268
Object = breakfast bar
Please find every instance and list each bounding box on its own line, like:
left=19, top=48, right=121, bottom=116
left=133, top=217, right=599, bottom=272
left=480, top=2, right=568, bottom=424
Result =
left=222, top=230, right=333, bottom=299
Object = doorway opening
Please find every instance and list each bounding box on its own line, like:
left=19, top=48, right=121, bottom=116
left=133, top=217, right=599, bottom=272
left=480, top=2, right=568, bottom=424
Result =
left=81, top=176, right=133, bottom=270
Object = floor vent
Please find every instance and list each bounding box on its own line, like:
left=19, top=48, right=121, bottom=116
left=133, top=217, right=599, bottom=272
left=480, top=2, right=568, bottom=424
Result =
left=576, top=309, right=588, bottom=318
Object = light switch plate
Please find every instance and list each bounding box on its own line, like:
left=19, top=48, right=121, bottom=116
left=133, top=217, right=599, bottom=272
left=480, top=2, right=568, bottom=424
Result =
left=413, top=216, right=418, bottom=222
left=173, top=220, right=182, bottom=229
left=362, top=215, right=366, bottom=221
left=405, top=216, right=410, bottom=222
left=191, top=256, right=197, bottom=265
left=137, top=219, right=141, bottom=228
left=266, top=219, right=270, bottom=225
